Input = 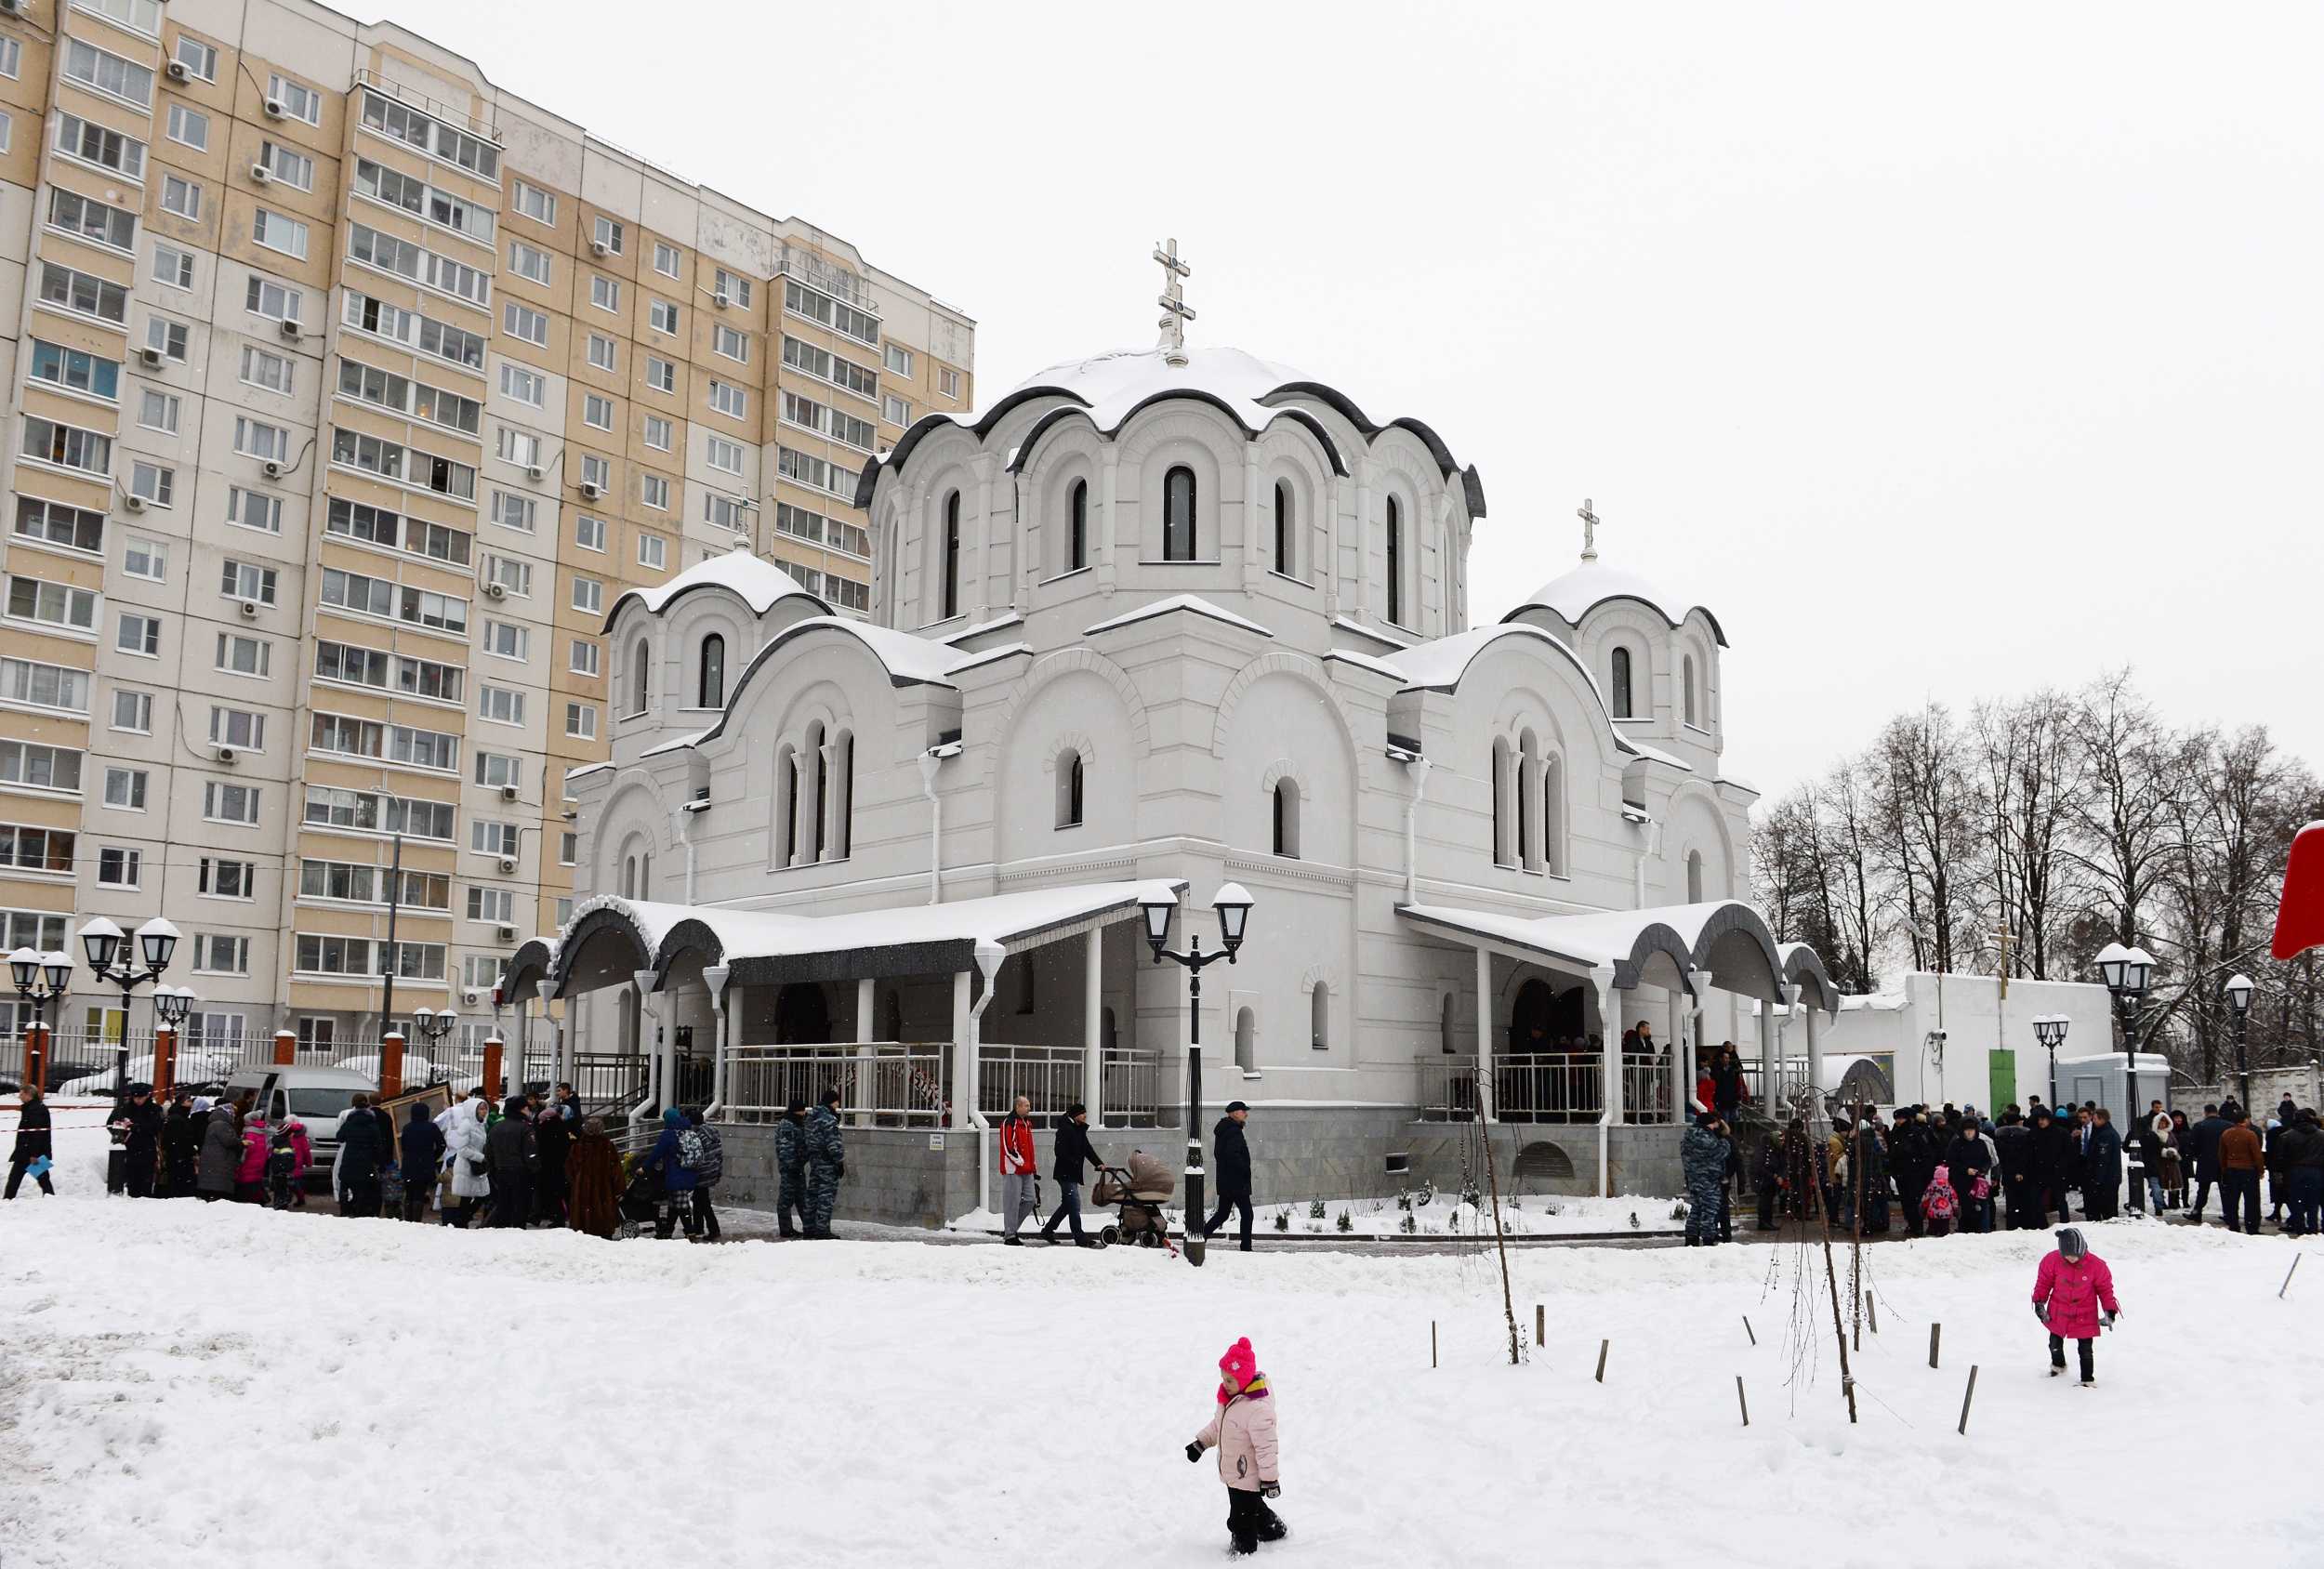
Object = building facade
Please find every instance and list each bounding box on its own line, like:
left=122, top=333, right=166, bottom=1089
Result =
left=0, top=0, right=972, bottom=1067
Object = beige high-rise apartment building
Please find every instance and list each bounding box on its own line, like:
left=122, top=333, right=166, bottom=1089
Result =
left=0, top=0, right=973, bottom=1069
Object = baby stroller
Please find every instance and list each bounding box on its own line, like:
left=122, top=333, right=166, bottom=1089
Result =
left=1092, top=1149, right=1178, bottom=1254
left=616, top=1162, right=663, bottom=1239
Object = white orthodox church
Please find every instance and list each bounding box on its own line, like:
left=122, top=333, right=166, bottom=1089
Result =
left=506, top=252, right=1843, bottom=1221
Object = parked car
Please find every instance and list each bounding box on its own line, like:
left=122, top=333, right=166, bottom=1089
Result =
left=221, top=1066, right=378, bottom=1180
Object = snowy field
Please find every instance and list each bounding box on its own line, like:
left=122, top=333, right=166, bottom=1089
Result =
left=4, top=1121, right=2321, bottom=1569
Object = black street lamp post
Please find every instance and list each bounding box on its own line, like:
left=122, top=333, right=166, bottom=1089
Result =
left=78, top=916, right=179, bottom=1089
left=9, top=946, right=73, bottom=1088
left=2096, top=942, right=2155, bottom=1215
left=2224, top=973, right=2254, bottom=1113
left=2032, top=1013, right=2069, bottom=1110
left=1140, top=882, right=1254, bottom=1269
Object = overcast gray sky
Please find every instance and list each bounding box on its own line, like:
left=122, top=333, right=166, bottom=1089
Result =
left=377, top=0, right=2323, bottom=799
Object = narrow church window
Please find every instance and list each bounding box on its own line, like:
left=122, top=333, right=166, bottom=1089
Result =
left=1611, top=647, right=1633, bottom=719
left=812, top=734, right=828, bottom=861
left=1272, top=779, right=1300, bottom=858
left=1687, top=849, right=1705, bottom=903
left=1056, top=750, right=1084, bottom=829
left=941, top=491, right=961, bottom=619
left=622, top=854, right=637, bottom=899
left=1543, top=755, right=1565, bottom=877
left=629, top=639, right=650, bottom=716
left=1683, top=654, right=1697, bottom=726
left=1490, top=737, right=1512, bottom=865
left=1067, top=479, right=1088, bottom=572
left=1385, top=495, right=1403, bottom=626
left=1163, top=465, right=1196, bottom=561
left=1273, top=480, right=1292, bottom=575
left=1310, top=983, right=1329, bottom=1049
left=1235, top=1006, right=1257, bottom=1073
left=698, top=634, right=725, bottom=708
left=776, top=743, right=798, bottom=866
left=1517, top=733, right=1537, bottom=868
left=833, top=731, right=854, bottom=858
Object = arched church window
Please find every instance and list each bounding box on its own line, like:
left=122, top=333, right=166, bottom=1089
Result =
left=1235, top=1007, right=1257, bottom=1074
left=1274, top=481, right=1292, bottom=575
left=1440, top=992, right=1456, bottom=1055
left=833, top=731, right=854, bottom=858
left=1385, top=495, right=1404, bottom=626
left=1518, top=732, right=1538, bottom=869
left=698, top=634, right=725, bottom=709
left=630, top=639, right=650, bottom=717
left=1611, top=647, right=1633, bottom=719
left=1310, top=983, right=1329, bottom=1050
left=1543, top=755, right=1566, bottom=877
left=1067, top=479, right=1089, bottom=573
left=1056, top=749, right=1084, bottom=829
left=1683, top=655, right=1697, bottom=726
left=775, top=743, right=799, bottom=867
left=1272, top=779, right=1301, bottom=859
left=1163, top=466, right=1197, bottom=561
left=941, top=491, right=962, bottom=619
left=622, top=854, right=637, bottom=899
left=1686, top=849, right=1705, bottom=903
left=640, top=851, right=651, bottom=900
left=809, top=723, right=828, bottom=862
left=1490, top=737, right=1513, bottom=866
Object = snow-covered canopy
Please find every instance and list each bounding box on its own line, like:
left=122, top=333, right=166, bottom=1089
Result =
left=1399, top=899, right=1809, bottom=1004
left=1505, top=560, right=1727, bottom=647
left=601, top=547, right=828, bottom=631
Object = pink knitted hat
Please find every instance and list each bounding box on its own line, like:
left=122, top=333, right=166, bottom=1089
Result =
left=1219, top=1337, right=1257, bottom=1390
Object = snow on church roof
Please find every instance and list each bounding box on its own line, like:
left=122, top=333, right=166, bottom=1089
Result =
left=602, top=547, right=828, bottom=631
left=1084, top=594, right=1274, bottom=639
left=1506, top=560, right=1727, bottom=647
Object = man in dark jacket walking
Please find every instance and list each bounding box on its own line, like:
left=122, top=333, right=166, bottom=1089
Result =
left=1992, top=1111, right=2037, bottom=1230
left=1890, top=1112, right=1935, bottom=1237
left=2279, top=1110, right=2324, bottom=1236
left=2081, top=1110, right=2124, bottom=1220
left=484, top=1093, right=538, bottom=1228
left=773, top=1100, right=809, bottom=1236
left=2185, top=1105, right=2229, bottom=1222
left=2027, top=1106, right=2072, bottom=1224
left=118, top=1084, right=164, bottom=1198
left=336, top=1092, right=392, bottom=1217
left=1942, top=1122, right=1993, bottom=1233
left=1040, top=1101, right=1101, bottom=1246
left=2216, top=1108, right=2265, bottom=1233
left=1201, top=1101, right=1255, bottom=1252
left=7, top=1085, right=54, bottom=1197
left=397, top=1101, right=444, bottom=1220
left=803, top=1088, right=845, bottom=1238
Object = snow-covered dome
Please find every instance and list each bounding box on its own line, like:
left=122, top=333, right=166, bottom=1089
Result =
left=603, top=543, right=827, bottom=630
left=1506, top=560, right=1726, bottom=646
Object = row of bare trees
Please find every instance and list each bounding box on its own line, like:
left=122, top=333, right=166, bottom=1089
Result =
left=1752, top=671, right=2320, bottom=1083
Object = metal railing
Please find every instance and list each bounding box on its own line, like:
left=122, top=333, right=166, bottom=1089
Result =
left=723, top=1043, right=949, bottom=1127
left=1101, top=1046, right=1161, bottom=1128
left=976, top=1043, right=1161, bottom=1127
left=1414, top=1052, right=1677, bottom=1125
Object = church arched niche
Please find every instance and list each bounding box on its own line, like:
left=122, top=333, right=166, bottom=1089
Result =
left=1118, top=406, right=1240, bottom=564
left=1221, top=670, right=1354, bottom=866
left=1020, top=419, right=1103, bottom=583
left=992, top=669, right=1136, bottom=864
left=1665, top=786, right=1734, bottom=904
left=1254, top=425, right=1331, bottom=584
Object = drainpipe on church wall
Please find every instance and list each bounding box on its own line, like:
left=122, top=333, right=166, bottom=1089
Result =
left=920, top=745, right=959, bottom=904
left=1400, top=753, right=1433, bottom=905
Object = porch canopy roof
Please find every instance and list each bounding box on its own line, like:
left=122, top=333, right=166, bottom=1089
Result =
left=506, top=879, right=1184, bottom=1004
left=1398, top=898, right=1827, bottom=1008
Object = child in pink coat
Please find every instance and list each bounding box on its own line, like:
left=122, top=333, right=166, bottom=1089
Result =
left=1186, top=1337, right=1285, bottom=1556
left=2031, top=1226, right=2119, bottom=1385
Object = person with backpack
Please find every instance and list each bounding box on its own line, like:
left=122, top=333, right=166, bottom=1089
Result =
left=773, top=1100, right=810, bottom=1237
left=803, top=1088, right=845, bottom=1239
left=266, top=1121, right=300, bottom=1209
left=1920, top=1163, right=1960, bottom=1236
left=2031, top=1226, right=2119, bottom=1386
left=1185, top=1336, right=1285, bottom=1555
left=646, top=1105, right=698, bottom=1240
left=997, top=1093, right=1039, bottom=1245
left=680, top=1107, right=723, bottom=1242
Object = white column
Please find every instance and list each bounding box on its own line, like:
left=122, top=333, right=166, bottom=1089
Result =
left=1775, top=982, right=1799, bottom=1112
left=1686, top=971, right=1705, bottom=1116
left=854, top=976, right=876, bottom=1129
left=538, top=979, right=564, bottom=1088
left=1757, top=996, right=1776, bottom=1119
left=1593, top=964, right=1621, bottom=1124
left=1082, top=926, right=1103, bottom=1126
left=1097, top=447, right=1119, bottom=596
left=950, top=969, right=972, bottom=1132
left=1804, top=999, right=1825, bottom=1114
left=703, top=964, right=732, bottom=1118
left=1353, top=460, right=1374, bottom=621
left=792, top=750, right=820, bottom=868
left=1474, top=945, right=1495, bottom=1123
left=1667, top=990, right=1684, bottom=1126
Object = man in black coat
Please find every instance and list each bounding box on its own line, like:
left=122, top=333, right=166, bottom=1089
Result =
left=1992, top=1111, right=2038, bottom=1230
left=484, top=1093, right=537, bottom=1227
left=2185, top=1104, right=2230, bottom=1222
left=1039, top=1101, right=1101, bottom=1246
left=2026, top=1106, right=2072, bottom=1223
left=1202, top=1101, right=1255, bottom=1252
left=335, top=1092, right=390, bottom=1218
left=1890, top=1112, right=1934, bottom=1237
left=1940, top=1122, right=1992, bottom=1233
left=6, top=1086, right=54, bottom=1197
left=118, top=1085, right=165, bottom=1198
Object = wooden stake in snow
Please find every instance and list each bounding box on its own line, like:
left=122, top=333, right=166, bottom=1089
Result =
left=1432, top=1320, right=1438, bottom=1368
left=1865, top=1290, right=1879, bottom=1333
left=1594, top=1338, right=1609, bottom=1383
left=1929, top=1323, right=1941, bottom=1368
left=1736, top=1376, right=1750, bottom=1427
left=2282, top=1254, right=2303, bottom=1299
left=1479, top=1123, right=1524, bottom=1366
left=1536, top=1304, right=1545, bottom=1346
left=1957, top=1365, right=1979, bottom=1435
left=1742, top=1313, right=1757, bottom=1346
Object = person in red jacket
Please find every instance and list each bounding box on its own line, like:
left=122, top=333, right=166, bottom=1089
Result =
left=997, top=1094, right=1038, bottom=1246
left=2031, top=1226, right=2119, bottom=1386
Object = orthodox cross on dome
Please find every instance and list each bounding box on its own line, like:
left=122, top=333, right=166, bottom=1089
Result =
left=1154, top=237, right=1195, bottom=367
left=1578, top=497, right=1601, bottom=562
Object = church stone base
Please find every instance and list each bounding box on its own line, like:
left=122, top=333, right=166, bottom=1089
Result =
left=711, top=1114, right=1684, bottom=1231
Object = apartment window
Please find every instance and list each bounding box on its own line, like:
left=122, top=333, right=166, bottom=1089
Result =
left=111, top=690, right=151, bottom=733
left=29, top=339, right=121, bottom=401
left=508, top=241, right=550, bottom=284
left=161, top=174, right=202, bottom=220
left=489, top=491, right=536, bottom=533
left=244, top=276, right=302, bottom=324
left=122, top=537, right=165, bottom=582
left=470, top=819, right=520, bottom=858
left=257, top=141, right=315, bottom=191
left=267, top=74, right=322, bottom=125
left=884, top=343, right=913, bottom=376
left=219, top=560, right=277, bottom=607
left=640, top=475, right=669, bottom=510
left=137, top=389, right=178, bottom=434
left=592, top=216, right=623, bottom=255
left=559, top=834, right=578, bottom=867
left=482, top=554, right=532, bottom=599
left=571, top=576, right=603, bottom=614
left=883, top=394, right=911, bottom=426
left=564, top=703, right=598, bottom=740
left=0, top=824, right=73, bottom=872
left=102, top=766, right=144, bottom=811
left=50, top=187, right=138, bottom=251
left=208, top=706, right=264, bottom=751
left=152, top=242, right=193, bottom=289
left=482, top=620, right=527, bottom=660
left=7, top=574, right=99, bottom=632
left=203, top=781, right=261, bottom=827
left=199, top=858, right=255, bottom=900
left=583, top=394, right=614, bottom=431
left=473, top=751, right=522, bottom=791
left=643, top=415, right=673, bottom=452
left=510, top=179, right=555, bottom=225
left=64, top=39, right=155, bottom=108
left=708, top=380, right=746, bottom=419
left=252, top=209, right=310, bottom=260
left=214, top=632, right=270, bottom=678
left=652, top=241, right=680, bottom=278
left=98, top=847, right=142, bottom=889
left=580, top=455, right=611, bottom=492
left=710, top=323, right=746, bottom=363
left=191, top=935, right=249, bottom=976
left=569, top=639, right=600, bottom=676
left=712, top=270, right=752, bottom=308
left=233, top=417, right=289, bottom=464
left=502, top=303, right=548, bottom=348
left=468, top=885, right=516, bottom=924
left=55, top=112, right=145, bottom=179
left=0, top=741, right=84, bottom=793
left=225, top=488, right=283, bottom=534
left=939, top=367, right=960, bottom=399
left=587, top=334, right=615, bottom=371
left=574, top=515, right=606, bottom=552
left=477, top=684, right=524, bottom=726
left=499, top=363, right=547, bottom=407
left=144, top=318, right=190, bottom=363
left=239, top=346, right=293, bottom=396
left=0, top=658, right=90, bottom=714
left=644, top=356, right=675, bottom=393
left=705, top=494, right=746, bottom=533
left=0, top=38, right=15, bottom=79
left=40, top=261, right=128, bottom=323
left=16, top=497, right=105, bottom=555
left=590, top=275, right=620, bottom=313
left=173, top=36, right=218, bottom=81
left=638, top=534, right=667, bottom=571
left=496, top=428, right=543, bottom=472
left=648, top=298, right=679, bottom=335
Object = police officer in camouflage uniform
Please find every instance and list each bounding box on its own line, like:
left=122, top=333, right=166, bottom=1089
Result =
left=803, top=1087, right=845, bottom=1238
left=773, top=1099, right=810, bottom=1237
left=1681, top=1111, right=1728, bottom=1246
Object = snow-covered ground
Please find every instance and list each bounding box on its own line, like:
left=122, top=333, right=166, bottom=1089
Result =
left=956, top=1190, right=1684, bottom=1240
left=5, top=1112, right=2321, bottom=1569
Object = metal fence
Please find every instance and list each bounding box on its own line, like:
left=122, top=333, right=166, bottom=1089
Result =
left=723, top=1043, right=950, bottom=1127
left=975, top=1043, right=1162, bottom=1127
left=1414, top=1052, right=1676, bottom=1125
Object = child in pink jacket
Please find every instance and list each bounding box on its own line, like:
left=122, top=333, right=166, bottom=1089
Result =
left=2031, top=1226, right=2119, bottom=1385
left=1186, top=1337, right=1285, bottom=1555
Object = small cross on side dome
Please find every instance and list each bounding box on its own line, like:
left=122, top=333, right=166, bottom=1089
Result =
left=1155, top=237, right=1195, bottom=366
left=1578, top=497, right=1601, bottom=562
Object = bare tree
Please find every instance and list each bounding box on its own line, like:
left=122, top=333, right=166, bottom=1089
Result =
left=1871, top=703, right=1980, bottom=975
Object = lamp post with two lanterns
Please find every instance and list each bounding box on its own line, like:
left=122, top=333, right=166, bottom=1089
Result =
left=2031, top=1012, right=2070, bottom=1109
left=78, top=916, right=181, bottom=1092
left=1139, top=882, right=1254, bottom=1269
left=8, top=946, right=73, bottom=1090
left=2095, top=941, right=2156, bottom=1215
